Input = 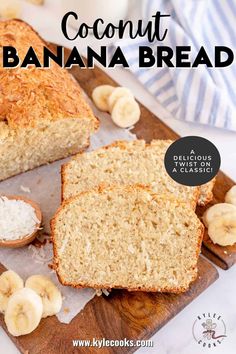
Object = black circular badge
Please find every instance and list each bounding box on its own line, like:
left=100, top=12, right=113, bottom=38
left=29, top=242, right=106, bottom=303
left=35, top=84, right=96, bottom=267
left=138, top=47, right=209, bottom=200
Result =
left=164, top=136, right=221, bottom=186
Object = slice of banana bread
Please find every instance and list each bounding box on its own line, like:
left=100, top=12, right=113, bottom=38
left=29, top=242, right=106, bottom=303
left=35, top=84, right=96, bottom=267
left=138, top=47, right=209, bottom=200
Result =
left=51, top=185, right=204, bottom=293
left=62, top=140, right=214, bottom=208
left=0, top=20, right=99, bottom=181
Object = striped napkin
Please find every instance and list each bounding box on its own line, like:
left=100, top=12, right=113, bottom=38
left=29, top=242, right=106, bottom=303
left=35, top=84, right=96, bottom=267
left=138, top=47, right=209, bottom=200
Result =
left=114, top=0, right=236, bottom=131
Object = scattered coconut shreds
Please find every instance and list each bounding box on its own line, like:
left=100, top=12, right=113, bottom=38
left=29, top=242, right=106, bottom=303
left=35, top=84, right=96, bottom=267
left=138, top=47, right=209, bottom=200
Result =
left=95, top=289, right=103, bottom=296
left=102, top=289, right=110, bottom=296
left=95, top=289, right=111, bottom=296
left=127, top=125, right=134, bottom=131
left=20, top=185, right=31, bottom=193
left=28, top=244, right=52, bottom=264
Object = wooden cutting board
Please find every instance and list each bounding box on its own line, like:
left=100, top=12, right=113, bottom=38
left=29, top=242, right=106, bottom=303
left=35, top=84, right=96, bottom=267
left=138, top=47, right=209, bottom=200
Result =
left=0, top=45, right=220, bottom=354
left=0, top=259, right=218, bottom=354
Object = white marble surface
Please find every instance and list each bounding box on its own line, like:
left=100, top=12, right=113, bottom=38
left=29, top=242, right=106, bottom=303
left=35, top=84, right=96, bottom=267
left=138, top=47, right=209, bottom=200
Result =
left=1, top=1, right=236, bottom=353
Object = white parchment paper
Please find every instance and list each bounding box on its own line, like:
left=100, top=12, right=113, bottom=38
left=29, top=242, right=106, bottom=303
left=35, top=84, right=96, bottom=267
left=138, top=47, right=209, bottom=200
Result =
left=0, top=103, right=136, bottom=324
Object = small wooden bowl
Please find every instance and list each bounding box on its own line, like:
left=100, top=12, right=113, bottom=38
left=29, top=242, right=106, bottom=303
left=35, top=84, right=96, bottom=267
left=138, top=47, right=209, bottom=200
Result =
left=0, top=195, right=42, bottom=248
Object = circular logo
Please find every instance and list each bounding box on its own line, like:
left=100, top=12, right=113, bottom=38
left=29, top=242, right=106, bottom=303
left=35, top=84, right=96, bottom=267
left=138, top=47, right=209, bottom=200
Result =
left=164, top=136, right=221, bottom=186
left=192, top=313, right=227, bottom=348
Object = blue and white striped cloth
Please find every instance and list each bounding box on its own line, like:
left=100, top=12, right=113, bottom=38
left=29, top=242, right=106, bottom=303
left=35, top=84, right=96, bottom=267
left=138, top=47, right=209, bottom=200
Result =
left=114, top=0, right=236, bottom=131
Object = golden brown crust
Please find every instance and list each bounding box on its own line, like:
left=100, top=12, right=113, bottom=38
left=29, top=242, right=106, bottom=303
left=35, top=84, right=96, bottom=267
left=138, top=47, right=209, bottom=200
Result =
left=52, top=277, right=191, bottom=294
left=51, top=184, right=204, bottom=294
left=0, top=19, right=99, bottom=131
left=51, top=259, right=199, bottom=294
left=198, top=178, right=216, bottom=206
left=61, top=165, right=66, bottom=204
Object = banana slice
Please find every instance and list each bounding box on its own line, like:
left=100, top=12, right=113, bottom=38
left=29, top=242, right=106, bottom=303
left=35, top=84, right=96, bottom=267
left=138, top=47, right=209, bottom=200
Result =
left=0, top=270, right=24, bottom=313
left=225, top=186, right=236, bottom=206
left=25, top=275, right=62, bottom=318
left=92, top=85, right=115, bottom=112
left=202, top=203, right=236, bottom=228
left=111, top=96, right=141, bottom=128
left=108, top=87, right=134, bottom=112
left=5, top=288, right=43, bottom=336
left=208, top=213, right=236, bottom=246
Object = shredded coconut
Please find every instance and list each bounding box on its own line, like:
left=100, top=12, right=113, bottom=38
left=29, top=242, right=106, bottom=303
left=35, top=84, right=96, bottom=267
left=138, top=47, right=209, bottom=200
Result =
left=95, top=289, right=111, bottom=297
left=95, top=289, right=103, bottom=296
left=28, top=244, right=52, bottom=264
left=20, top=185, right=31, bottom=193
left=0, top=196, right=40, bottom=240
left=102, top=289, right=110, bottom=296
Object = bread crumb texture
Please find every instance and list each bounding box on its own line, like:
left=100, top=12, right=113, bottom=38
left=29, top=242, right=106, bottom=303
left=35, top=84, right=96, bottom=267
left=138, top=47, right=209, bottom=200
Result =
left=52, top=185, right=204, bottom=293
left=0, top=20, right=98, bottom=181
left=63, top=140, right=214, bottom=207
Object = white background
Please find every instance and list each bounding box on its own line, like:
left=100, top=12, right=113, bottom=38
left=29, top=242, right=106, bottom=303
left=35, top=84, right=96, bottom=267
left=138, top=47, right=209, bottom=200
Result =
left=1, top=1, right=236, bottom=353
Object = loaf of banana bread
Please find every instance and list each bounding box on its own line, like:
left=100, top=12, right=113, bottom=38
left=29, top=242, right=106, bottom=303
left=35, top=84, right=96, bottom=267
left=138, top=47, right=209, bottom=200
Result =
left=0, top=20, right=99, bottom=181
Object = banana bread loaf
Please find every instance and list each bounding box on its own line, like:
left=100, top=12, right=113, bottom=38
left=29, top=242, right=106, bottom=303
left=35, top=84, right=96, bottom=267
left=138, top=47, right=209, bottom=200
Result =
left=0, top=20, right=99, bottom=181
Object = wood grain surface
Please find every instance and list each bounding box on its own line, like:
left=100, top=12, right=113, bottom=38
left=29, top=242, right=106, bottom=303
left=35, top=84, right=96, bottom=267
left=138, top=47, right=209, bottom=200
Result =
left=0, top=258, right=218, bottom=354
left=0, top=44, right=222, bottom=354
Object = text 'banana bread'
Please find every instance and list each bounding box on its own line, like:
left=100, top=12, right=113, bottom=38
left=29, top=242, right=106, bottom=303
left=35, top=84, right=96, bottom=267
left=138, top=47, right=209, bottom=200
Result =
left=51, top=185, right=204, bottom=293
left=0, top=20, right=99, bottom=181
left=62, top=140, right=214, bottom=208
